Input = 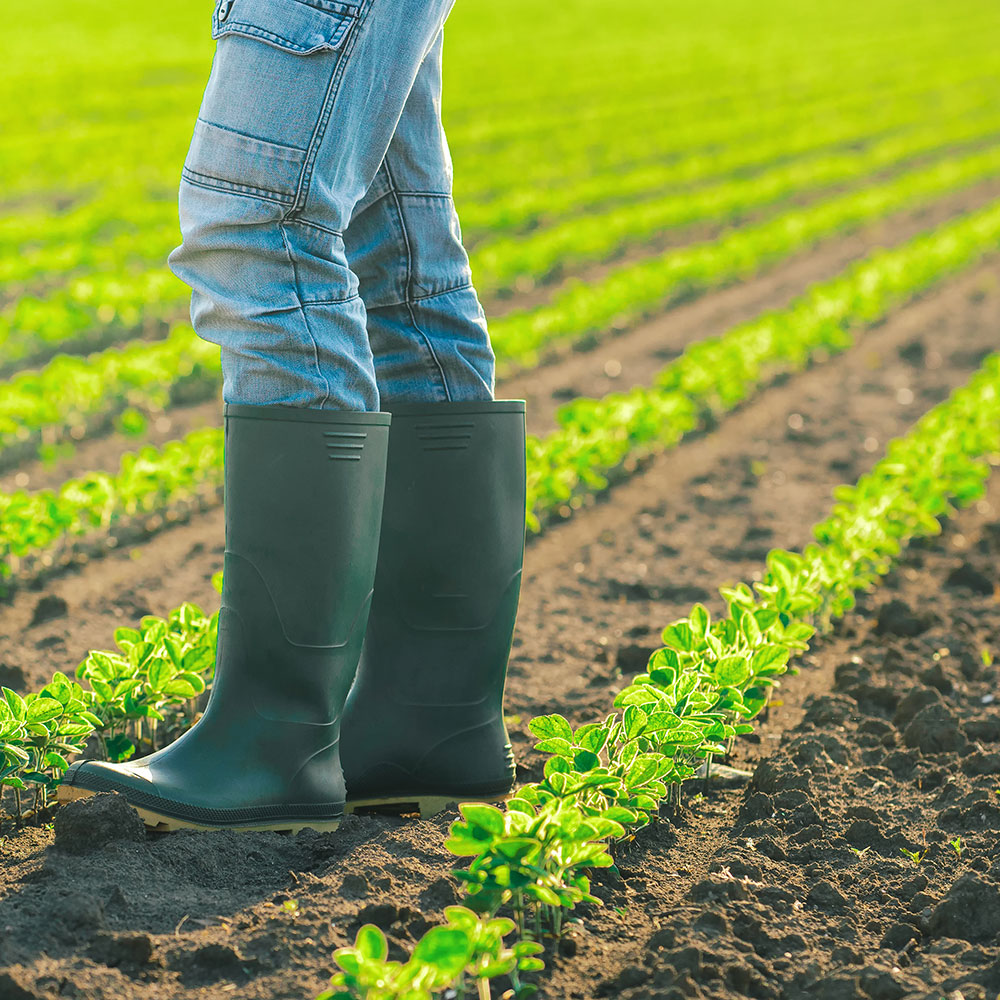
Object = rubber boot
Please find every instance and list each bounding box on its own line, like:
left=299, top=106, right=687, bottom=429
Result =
left=340, top=399, right=525, bottom=816
left=58, top=403, right=390, bottom=832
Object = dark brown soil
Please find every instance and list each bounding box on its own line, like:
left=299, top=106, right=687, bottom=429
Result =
left=583, top=483, right=1000, bottom=1000
left=0, top=241, right=999, bottom=998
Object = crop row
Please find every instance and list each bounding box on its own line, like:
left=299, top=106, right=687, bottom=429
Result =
left=0, top=195, right=994, bottom=630
left=490, top=142, right=1000, bottom=372
left=6, top=66, right=994, bottom=286
left=523, top=195, right=1000, bottom=526
left=323, top=343, right=1000, bottom=1000
left=0, top=194, right=1000, bottom=576
left=8, top=18, right=993, bottom=208
left=0, top=428, right=223, bottom=587
left=458, top=69, right=1000, bottom=236
left=473, top=108, right=1000, bottom=297
left=6, top=342, right=1000, bottom=997
left=5, top=135, right=1000, bottom=385
left=0, top=324, right=219, bottom=472
left=4, top=117, right=999, bottom=464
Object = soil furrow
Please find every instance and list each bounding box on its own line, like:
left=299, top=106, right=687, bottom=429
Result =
left=0, top=257, right=996, bottom=999
left=581, top=479, right=1000, bottom=1000
left=515, top=178, right=1000, bottom=434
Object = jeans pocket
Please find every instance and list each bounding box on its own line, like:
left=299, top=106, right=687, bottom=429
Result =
left=182, top=0, right=360, bottom=203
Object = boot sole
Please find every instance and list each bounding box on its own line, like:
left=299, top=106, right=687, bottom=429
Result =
left=346, top=792, right=510, bottom=818
left=56, top=783, right=342, bottom=834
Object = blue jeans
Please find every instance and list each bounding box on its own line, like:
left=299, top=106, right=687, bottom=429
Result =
left=167, top=0, right=495, bottom=411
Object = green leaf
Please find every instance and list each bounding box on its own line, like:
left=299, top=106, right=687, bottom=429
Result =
left=715, top=655, right=750, bottom=687
left=625, top=755, right=660, bottom=787
left=114, top=627, right=142, bottom=648
left=623, top=705, right=648, bottom=739
left=661, top=621, right=695, bottom=652
left=528, top=714, right=573, bottom=741
left=2, top=688, right=26, bottom=721
left=354, top=924, right=388, bottom=962
left=740, top=609, right=763, bottom=646
left=105, top=733, right=136, bottom=762
left=26, top=697, right=63, bottom=724
left=751, top=644, right=790, bottom=675
left=688, top=604, right=710, bottom=637
left=574, top=723, right=609, bottom=755
left=460, top=803, right=505, bottom=836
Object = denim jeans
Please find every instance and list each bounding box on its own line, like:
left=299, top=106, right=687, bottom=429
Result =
left=167, top=0, right=495, bottom=411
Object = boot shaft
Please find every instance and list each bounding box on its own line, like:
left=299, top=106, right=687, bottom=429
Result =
left=342, top=400, right=526, bottom=802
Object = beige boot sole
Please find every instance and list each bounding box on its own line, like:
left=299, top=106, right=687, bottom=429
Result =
left=345, top=792, right=509, bottom=818
left=56, top=783, right=341, bottom=834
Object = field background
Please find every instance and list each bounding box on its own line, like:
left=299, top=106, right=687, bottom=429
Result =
left=3, top=1, right=1000, bottom=998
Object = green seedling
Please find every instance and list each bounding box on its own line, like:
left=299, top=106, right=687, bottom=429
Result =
left=1, top=677, right=99, bottom=822
left=899, top=847, right=926, bottom=866
left=949, top=837, right=963, bottom=859
left=320, top=907, right=542, bottom=1000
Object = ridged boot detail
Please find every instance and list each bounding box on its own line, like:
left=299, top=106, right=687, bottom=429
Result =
left=58, top=404, right=390, bottom=832
left=340, top=399, right=526, bottom=816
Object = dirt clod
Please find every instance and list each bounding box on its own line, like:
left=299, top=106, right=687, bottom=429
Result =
left=875, top=599, right=931, bottom=637
left=52, top=792, right=147, bottom=854
left=927, top=873, right=1000, bottom=942
left=901, top=703, right=964, bottom=754
left=28, top=594, right=68, bottom=627
left=945, top=561, right=994, bottom=595
left=87, top=931, right=156, bottom=968
left=892, top=687, right=942, bottom=728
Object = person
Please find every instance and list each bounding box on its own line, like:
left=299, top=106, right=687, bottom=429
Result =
left=58, top=0, right=526, bottom=832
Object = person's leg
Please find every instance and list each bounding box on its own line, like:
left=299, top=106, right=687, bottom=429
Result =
left=167, top=0, right=460, bottom=410
left=337, top=34, right=524, bottom=815
left=344, top=28, right=495, bottom=406
left=58, top=0, right=463, bottom=832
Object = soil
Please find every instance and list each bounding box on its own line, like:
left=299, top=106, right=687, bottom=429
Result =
left=583, top=482, right=1000, bottom=1000
left=1, top=217, right=999, bottom=999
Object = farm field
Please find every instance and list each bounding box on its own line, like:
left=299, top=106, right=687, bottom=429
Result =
left=3, top=0, right=1000, bottom=998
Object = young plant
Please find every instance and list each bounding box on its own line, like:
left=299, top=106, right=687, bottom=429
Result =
left=320, top=908, right=543, bottom=1000
left=76, top=602, right=217, bottom=761
left=447, top=799, right=620, bottom=939
left=1, top=676, right=99, bottom=822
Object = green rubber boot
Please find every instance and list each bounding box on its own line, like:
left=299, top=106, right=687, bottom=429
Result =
left=340, top=399, right=526, bottom=816
left=59, top=404, right=390, bottom=832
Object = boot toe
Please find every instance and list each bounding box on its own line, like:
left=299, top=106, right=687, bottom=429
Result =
left=62, top=758, right=163, bottom=799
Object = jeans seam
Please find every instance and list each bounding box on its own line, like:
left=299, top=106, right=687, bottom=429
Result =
left=293, top=218, right=344, bottom=238
left=194, top=117, right=308, bottom=152
left=383, top=157, right=451, bottom=401
left=292, top=0, right=370, bottom=214
left=278, top=222, right=333, bottom=408
left=300, top=295, right=362, bottom=305
left=181, top=169, right=295, bottom=205
left=409, top=280, right=475, bottom=303
left=363, top=281, right=475, bottom=311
